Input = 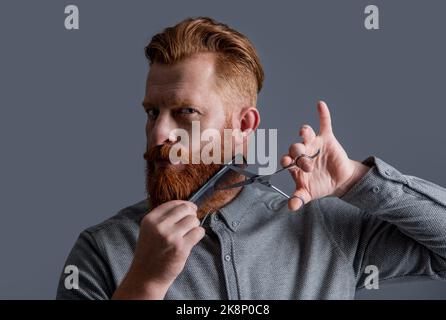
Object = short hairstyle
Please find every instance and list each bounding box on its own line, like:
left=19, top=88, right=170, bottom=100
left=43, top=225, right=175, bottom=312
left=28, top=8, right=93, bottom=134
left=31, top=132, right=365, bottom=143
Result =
left=145, top=17, right=264, bottom=106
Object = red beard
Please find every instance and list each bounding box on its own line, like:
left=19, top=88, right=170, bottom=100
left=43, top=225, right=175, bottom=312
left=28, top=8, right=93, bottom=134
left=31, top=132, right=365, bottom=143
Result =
left=144, top=143, right=226, bottom=218
left=144, top=114, right=247, bottom=218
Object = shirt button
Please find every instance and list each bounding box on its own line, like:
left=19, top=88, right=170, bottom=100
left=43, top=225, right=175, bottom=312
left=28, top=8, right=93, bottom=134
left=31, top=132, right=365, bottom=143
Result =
left=224, top=254, right=231, bottom=262
left=231, top=221, right=239, bottom=228
left=213, top=214, right=220, bottom=221
left=373, top=186, right=380, bottom=193
left=384, top=169, right=392, bottom=176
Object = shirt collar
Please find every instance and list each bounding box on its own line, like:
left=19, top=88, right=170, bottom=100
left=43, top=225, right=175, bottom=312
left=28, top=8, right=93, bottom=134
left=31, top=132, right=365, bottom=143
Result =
left=139, top=183, right=262, bottom=232
left=216, top=183, right=261, bottom=232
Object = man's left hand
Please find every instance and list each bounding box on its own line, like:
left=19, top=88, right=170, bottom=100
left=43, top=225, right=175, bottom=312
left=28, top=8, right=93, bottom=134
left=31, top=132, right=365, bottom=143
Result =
left=281, top=101, right=370, bottom=211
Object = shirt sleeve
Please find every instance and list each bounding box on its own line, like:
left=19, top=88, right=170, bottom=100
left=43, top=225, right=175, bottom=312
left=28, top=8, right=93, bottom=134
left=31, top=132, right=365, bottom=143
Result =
left=56, top=230, right=114, bottom=300
left=338, top=156, right=446, bottom=288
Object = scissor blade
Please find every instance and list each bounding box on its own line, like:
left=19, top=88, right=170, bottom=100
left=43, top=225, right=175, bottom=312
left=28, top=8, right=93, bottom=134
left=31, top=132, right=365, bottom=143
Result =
left=215, top=179, right=253, bottom=190
left=223, top=164, right=257, bottom=178
left=269, top=185, right=291, bottom=199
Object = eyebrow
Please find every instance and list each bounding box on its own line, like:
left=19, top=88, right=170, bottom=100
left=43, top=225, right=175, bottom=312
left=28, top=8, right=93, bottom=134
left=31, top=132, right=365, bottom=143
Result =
left=141, top=97, right=200, bottom=110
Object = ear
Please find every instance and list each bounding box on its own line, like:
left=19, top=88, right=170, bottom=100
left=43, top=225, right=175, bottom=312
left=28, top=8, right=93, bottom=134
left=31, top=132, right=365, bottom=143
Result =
left=236, top=107, right=260, bottom=145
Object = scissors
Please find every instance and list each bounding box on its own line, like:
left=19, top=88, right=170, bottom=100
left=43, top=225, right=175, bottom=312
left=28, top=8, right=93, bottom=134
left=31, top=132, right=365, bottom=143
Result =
left=215, top=148, right=321, bottom=199
left=193, top=149, right=320, bottom=225
left=187, top=154, right=246, bottom=225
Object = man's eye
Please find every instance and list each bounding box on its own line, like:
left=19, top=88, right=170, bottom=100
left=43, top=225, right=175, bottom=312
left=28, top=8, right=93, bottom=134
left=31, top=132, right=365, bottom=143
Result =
left=178, top=107, right=198, bottom=115
left=146, top=109, right=159, bottom=119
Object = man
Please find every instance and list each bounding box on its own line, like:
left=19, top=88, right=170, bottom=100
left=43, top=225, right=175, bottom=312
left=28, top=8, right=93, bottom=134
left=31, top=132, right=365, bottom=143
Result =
left=57, top=17, right=446, bottom=300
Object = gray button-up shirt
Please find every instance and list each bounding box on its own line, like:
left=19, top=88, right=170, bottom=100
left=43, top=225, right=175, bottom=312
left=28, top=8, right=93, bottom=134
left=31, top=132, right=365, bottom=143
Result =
left=56, top=156, right=446, bottom=299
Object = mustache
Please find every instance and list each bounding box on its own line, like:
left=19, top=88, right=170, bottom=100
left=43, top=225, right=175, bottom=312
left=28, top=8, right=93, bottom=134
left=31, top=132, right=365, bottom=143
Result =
left=144, top=144, right=173, bottom=162
left=144, top=143, right=193, bottom=166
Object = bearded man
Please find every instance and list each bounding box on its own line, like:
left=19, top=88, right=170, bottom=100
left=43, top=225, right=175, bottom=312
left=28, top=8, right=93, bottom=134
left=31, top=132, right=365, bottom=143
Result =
left=57, top=17, right=446, bottom=300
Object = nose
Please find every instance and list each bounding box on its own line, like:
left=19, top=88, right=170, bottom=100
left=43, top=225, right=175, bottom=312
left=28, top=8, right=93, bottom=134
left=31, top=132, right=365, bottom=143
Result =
left=148, top=112, right=178, bottom=147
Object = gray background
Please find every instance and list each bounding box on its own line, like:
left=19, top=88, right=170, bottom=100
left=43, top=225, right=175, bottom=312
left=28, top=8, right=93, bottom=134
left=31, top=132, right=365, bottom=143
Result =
left=0, top=0, right=445, bottom=299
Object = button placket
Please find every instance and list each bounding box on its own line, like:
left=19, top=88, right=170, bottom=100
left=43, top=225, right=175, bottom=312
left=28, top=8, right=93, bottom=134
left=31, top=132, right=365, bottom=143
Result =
left=212, top=222, right=239, bottom=299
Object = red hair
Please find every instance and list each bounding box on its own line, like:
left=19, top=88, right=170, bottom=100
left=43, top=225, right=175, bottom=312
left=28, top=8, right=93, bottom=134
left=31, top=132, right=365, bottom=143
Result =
left=145, top=17, right=264, bottom=106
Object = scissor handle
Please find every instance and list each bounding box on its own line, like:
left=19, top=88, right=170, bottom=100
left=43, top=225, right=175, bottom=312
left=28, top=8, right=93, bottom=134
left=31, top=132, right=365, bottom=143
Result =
left=294, top=148, right=321, bottom=165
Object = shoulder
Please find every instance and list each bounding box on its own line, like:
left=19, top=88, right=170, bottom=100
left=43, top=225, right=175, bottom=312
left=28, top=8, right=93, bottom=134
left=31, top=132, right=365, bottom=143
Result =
left=258, top=186, right=369, bottom=235
left=251, top=183, right=361, bottom=218
left=80, top=199, right=148, bottom=245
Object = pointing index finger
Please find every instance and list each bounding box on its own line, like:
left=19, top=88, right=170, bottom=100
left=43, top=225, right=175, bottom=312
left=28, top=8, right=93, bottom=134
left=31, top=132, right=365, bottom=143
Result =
left=317, top=101, right=333, bottom=135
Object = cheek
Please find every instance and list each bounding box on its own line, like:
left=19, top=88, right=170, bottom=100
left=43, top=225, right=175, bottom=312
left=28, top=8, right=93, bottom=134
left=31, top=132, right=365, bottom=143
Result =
left=145, top=121, right=150, bottom=134
left=145, top=122, right=150, bottom=144
left=145, top=121, right=155, bottom=147
left=202, top=107, right=228, bottom=131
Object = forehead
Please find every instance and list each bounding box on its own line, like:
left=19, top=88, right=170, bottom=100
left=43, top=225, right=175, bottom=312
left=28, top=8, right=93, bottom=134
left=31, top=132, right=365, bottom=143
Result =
left=144, top=53, right=220, bottom=107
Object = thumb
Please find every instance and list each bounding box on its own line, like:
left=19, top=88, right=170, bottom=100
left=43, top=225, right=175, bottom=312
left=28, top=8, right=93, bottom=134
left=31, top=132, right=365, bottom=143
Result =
left=288, top=189, right=311, bottom=211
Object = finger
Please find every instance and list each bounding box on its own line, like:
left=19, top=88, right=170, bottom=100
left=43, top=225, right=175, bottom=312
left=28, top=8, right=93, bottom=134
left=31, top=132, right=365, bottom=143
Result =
left=183, top=226, right=206, bottom=248
left=299, top=124, right=316, bottom=144
left=281, top=156, right=302, bottom=185
left=174, top=214, right=201, bottom=237
left=281, top=154, right=293, bottom=167
left=289, top=142, right=306, bottom=159
left=149, top=200, right=197, bottom=221
left=159, top=203, right=197, bottom=225
left=317, top=101, right=333, bottom=136
left=288, top=189, right=312, bottom=211
left=288, top=143, right=312, bottom=172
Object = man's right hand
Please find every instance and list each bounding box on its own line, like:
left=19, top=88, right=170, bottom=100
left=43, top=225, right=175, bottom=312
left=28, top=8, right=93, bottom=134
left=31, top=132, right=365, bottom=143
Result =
left=112, top=200, right=205, bottom=300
